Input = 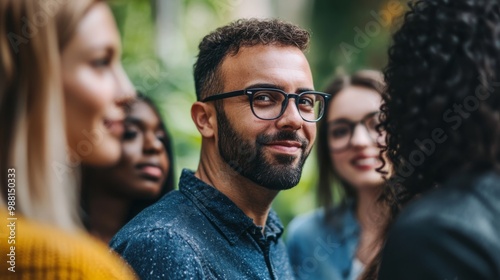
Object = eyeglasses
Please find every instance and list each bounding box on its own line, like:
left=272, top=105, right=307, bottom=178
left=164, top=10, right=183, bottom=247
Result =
left=328, top=112, right=385, bottom=152
left=202, top=88, right=331, bottom=122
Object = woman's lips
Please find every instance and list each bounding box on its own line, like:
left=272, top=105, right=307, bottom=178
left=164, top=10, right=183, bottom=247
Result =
left=137, top=164, right=163, bottom=180
left=351, top=156, right=381, bottom=171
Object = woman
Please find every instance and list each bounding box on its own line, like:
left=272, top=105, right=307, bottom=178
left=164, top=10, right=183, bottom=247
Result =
left=82, top=94, right=175, bottom=243
left=287, top=70, right=388, bottom=280
left=0, top=0, right=136, bottom=278
left=363, top=0, right=500, bottom=279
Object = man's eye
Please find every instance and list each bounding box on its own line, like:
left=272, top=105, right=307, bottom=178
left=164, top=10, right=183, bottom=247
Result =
left=298, top=97, right=314, bottom=107
left=254, top=91, right=280, bottom=102
left=254, top=94, right=272, bottom=102
left=253, top=91, right=281, bottom=106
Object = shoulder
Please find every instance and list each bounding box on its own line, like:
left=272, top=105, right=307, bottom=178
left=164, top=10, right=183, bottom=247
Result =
left=111, top=225, right=206, bottom=279
left=111, top=226, right=203, bottom=259
left=287, top=204, right=355, bottom=243
left=287, top=209, right=327, bottom=243
left=379, top=172, right=500, bottom=279
left=286, top=207, right=347, bottom=252
left=0, top=214, right=136, bottom=279
left=112, top=190, right=196, bottom=237
left=110, top=192, right=210, bottom=279
left=111, top=190, right=206, bottom=254
left=287, top=207, right=358, bottom=280
left=393, top=172, right=500, bottom=238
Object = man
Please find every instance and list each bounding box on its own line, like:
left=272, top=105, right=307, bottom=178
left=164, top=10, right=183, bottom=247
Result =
left=110, top=18, right=330, bottom=279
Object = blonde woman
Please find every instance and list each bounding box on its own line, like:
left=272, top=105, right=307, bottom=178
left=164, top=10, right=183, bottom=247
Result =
left=0, top=0, right=136, bottom=278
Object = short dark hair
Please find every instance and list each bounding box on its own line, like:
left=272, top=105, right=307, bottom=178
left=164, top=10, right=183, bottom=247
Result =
left=193, top=18, right=310, bottom=101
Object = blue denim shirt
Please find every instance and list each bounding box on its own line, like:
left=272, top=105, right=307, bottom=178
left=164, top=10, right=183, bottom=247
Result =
left=286, top=202, right=361, bottom=280
left=110, top=169, right=294, bottom=280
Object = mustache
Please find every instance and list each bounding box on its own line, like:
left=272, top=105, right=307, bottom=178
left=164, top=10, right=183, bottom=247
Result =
left=256, top=130, right=309, bottom=149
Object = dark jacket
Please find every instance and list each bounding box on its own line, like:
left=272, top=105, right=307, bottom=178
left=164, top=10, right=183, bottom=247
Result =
left=379, top=171, right=500, bottom=279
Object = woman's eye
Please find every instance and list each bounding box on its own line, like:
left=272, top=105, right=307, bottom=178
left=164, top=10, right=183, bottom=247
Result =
left=366, top=116, right=381, bottom=130
left=330, top=127, right=350, bottom=139
left=123, top=130, right=137, bottom=140
left=91, top=57, right=111, bottom=68
left=155, top=131, right=166, bottom=142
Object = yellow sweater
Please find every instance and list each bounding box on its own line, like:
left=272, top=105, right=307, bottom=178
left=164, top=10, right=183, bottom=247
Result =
left=0, top=210, right=137, bottom=279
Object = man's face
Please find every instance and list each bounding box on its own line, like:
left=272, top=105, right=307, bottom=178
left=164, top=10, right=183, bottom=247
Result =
left=215, top=45, right=316, bottom=190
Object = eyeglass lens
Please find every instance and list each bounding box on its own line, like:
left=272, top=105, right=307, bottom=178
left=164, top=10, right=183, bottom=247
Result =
left=251, top=90, right=324, bottom=121
left=328, top=113, right=384, bottom=151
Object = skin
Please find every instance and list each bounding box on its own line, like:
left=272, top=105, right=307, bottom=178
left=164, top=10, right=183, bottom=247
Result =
left=191, top=45, right=316, bottom=227
left=328, top=86, right=384, bottom=189
left=62, top=3, right=134, bottom=166
left=327, top=85, right=386, bottom=264
left=107, top=100, right=170, bottom=198
left=84, top=100, right=170, bottom=243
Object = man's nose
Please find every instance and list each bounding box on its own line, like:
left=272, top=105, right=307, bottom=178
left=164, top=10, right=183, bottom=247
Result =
left=276, top=98, right=304, bottom=130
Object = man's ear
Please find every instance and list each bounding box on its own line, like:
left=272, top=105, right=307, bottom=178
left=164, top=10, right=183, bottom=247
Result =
left=191, top=101, right=216, bottom=138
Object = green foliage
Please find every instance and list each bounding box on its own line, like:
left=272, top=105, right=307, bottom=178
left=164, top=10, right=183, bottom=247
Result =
left=310, top=0, right=404, bottom=89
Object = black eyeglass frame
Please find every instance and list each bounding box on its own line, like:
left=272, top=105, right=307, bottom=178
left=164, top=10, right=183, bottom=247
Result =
left=202, top=88, right=331, bottom=122
left=328, top=111, right=384, bottom=152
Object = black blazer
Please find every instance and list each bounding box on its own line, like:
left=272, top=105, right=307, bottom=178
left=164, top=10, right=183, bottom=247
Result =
left=379, top=171, right=500, bottom=280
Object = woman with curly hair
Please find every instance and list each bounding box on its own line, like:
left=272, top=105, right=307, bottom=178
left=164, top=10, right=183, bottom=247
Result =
left=287, top=70, right=389, bottom=280
left=363, top=0, right=500, bottom=279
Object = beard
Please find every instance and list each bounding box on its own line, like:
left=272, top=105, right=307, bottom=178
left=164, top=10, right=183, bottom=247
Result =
left=217, top=107, right=311, bottom=190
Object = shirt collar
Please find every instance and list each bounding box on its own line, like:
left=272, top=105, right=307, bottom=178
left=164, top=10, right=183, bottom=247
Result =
left=179, top=169, right=284, bottom=245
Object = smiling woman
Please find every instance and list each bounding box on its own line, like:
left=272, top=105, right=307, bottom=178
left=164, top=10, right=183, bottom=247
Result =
left=62, top=2, right=134, bottom=166
left=81, top=93, right=175, bottom=244
left=287, top=70, right=389, bottom=280
left=0, top=0, right=136, bottom=278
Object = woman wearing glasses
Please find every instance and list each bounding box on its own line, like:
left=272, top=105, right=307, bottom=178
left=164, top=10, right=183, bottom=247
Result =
left=287, top=70, right=389, bottom=280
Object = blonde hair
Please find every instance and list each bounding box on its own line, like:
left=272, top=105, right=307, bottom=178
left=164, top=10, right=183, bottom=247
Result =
left=0, top=0, right=102, bottom=231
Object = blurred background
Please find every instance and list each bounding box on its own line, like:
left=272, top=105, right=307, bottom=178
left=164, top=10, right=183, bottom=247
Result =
left=110, top=0, right=405, bottom=227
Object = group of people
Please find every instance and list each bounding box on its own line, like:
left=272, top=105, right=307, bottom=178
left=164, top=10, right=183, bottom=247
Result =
left=1, top=0, right=500, bottom=279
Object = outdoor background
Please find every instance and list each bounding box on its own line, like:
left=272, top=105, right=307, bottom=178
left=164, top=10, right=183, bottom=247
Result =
left=110, top=0, right=406, bottom=227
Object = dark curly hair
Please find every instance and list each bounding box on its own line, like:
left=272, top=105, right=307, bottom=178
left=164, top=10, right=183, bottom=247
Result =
left=193, top=18, right=310, bottom=101
left=383, top=0, right=500, bottom=211
left=363, top=0, right=500, bottom=278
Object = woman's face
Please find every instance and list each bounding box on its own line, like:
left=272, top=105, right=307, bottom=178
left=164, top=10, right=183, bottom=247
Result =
left=327, top=86, right=385, bottom=190
left=106, top=100, right=170, bottom=198
left=62, top=3, right=134, bottom=166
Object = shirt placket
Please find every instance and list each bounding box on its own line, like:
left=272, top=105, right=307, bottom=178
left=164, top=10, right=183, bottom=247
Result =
left=250, top=226, right=278, bottom=280
left=262, top=240, right=277, bottom=280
